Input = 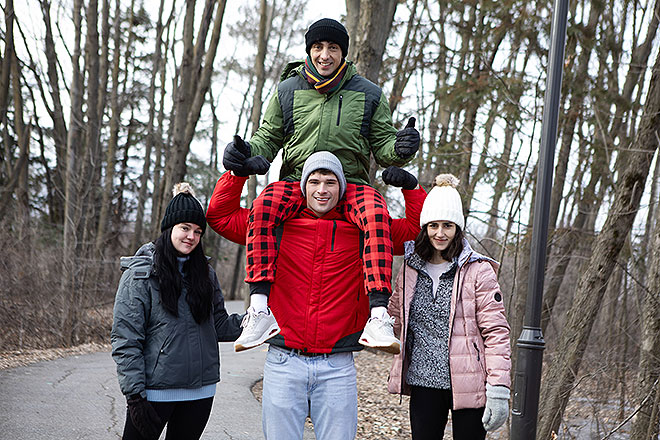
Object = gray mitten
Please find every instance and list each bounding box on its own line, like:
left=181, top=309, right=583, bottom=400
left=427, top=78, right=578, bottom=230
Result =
left=481, top=384, right=510, bottom=431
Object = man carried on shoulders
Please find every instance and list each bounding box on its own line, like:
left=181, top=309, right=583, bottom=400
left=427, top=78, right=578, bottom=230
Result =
left=221, top=18, right=421, bottom=353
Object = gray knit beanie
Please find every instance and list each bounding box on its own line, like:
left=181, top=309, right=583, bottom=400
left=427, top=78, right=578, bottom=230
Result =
left=300, top=151, right=346, bottom=198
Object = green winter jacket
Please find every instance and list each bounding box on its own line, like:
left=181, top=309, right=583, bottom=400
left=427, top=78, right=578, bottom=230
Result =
left=111, top=243, right=242, bottom=397
left=249, top=61, right=409, bottom=185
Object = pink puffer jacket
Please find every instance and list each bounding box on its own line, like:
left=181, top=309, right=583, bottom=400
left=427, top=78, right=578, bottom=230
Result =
left=387, top=240, right=511, bottom=410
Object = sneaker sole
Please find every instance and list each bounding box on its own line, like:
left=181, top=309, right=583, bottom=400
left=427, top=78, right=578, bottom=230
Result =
left=234, top=326, right=281, bottom=352
left=358, top=337, right=401, bottom=355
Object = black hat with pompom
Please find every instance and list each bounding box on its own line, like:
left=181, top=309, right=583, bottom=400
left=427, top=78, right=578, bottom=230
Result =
left=161, top=182, right=206, bottom=234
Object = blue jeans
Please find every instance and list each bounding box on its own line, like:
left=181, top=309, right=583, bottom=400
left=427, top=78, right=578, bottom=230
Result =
left=262, top=345, right=358, bottom=440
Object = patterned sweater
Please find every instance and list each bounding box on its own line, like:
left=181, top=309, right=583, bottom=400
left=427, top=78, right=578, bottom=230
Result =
left=406, top=259, right=456, bottom=389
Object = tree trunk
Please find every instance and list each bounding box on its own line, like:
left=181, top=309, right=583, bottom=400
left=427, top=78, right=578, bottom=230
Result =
left=0, top=0, right=14, bottom=128
left=150, top=11, right=174, bottom=236
left=483, top=109, right=515, bottom=252
left=547, top=0, right=602, bottom=232
left=349, top=0, right=397, bottom=184
left=97, top=0, right=127, bottom=253
left=163, top=0, right=226, bottom=209
left=182, top=0, right=227, bottom=150
left=540, top=142, right=609, bottom=332
left=344, top=0, right=360, bottom=39
left=80, top=0, right=101, bottom=256
left=61, top=0, right=85, bottom=345
left=161, top=0, right=197, bottom=207
left=246, top=0, right=271, bottom=207
left=351, top=0, right=397, bottom=83
left=537, top=46, right=660, bottom=440
left=11, top=37, right=29, bottom=224
left=39, top=0, right=69, bottom=224
left=0, top=0, right=31, bottom=223
left=629, top=178, right=660, bottom=438
left=388, top=0, right=422, bottom=114
left=133, top=0, right=167, bottom=250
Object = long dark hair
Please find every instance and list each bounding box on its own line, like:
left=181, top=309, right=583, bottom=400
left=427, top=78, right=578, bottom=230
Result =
left=153, top=228, right=213, bottom=324
left=414, top=223, right=464, bottom=262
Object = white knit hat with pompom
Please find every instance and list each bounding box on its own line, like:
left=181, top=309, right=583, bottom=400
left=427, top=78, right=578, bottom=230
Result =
left=419, top=174, right=465, bottom=230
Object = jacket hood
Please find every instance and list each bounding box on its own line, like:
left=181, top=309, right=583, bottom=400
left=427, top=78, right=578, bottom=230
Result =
left=120, top=242, right=155, bottom=273
left=403, top=238, right=499, bottom=272
left=281, top=60, right=305, bottom=81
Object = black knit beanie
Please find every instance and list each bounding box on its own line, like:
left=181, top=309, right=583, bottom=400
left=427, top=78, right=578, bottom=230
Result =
left=305, top=18, right=349, bottom=58
left=161, top=182, right=207, bottom=235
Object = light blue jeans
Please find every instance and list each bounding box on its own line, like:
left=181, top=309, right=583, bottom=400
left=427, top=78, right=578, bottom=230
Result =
left=262, top=345, right=358, bottom=440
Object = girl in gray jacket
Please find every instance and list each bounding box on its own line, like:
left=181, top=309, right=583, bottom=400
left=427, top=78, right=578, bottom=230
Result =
left=111, top=183, right=242, bottom=440
left=387, top=174, right=511, bottom=440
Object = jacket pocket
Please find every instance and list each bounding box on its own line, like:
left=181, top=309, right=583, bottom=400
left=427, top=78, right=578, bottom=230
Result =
left=473, top=341, right=487, bottom=379
left=149, top=328, right=176, bottom=381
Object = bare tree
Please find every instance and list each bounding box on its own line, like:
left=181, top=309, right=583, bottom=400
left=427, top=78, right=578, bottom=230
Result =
left=246, top=0, right=271, bottom=204
left=0, top=0, right=31, bottom=223
left=348, top=0, right=398, bottom=84
left=160, top=0, right=228, bottom=215
left=629, top=171, right=660, bottom=437
left=131, top=0, right=170, bottom=250
left=537, top=45, right=660, bottom=439
left=39, top=0, right=69, bottom=224
left=61, top=0, right=85, bottom=343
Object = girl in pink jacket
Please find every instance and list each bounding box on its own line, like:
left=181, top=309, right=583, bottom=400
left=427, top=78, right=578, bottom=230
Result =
left=387, top=174, right=511, bottom=439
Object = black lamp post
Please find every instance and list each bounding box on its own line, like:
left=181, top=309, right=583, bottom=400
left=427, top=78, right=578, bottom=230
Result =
left=510, top=0, right=569, bottom=438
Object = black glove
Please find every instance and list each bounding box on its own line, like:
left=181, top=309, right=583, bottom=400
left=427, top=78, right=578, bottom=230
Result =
left=223, top=135, right=270, bottom=176
left=382, top=166, right=418, bottom=190
left=223, top=135, right=251, bottom=171
left=394, top=117, right=420, bottom=159
left=242, top=155, right=271, bottom=175
left=127, top=394, right=162, bottom=439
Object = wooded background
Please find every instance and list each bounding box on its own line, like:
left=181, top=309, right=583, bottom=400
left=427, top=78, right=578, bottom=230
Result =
left=1, top=0, right=660, bottom=437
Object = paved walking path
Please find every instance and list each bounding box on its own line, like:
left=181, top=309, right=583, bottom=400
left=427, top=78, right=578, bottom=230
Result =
left=0, top=301, right=315, bottom=439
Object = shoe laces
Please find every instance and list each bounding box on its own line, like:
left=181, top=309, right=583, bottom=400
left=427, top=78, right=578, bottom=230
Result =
left=241, top=308, right=268, bottom=330
left=369, top=315, right=395, bottom=334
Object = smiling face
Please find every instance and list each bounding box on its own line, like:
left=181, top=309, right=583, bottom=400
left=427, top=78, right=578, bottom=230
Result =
left=170, top=222, right=203, bottom=255
left=310, top=41, right=343, bottom=77
left=305, top=171, right=340, bottom=217
left=427, top=221, right=457, bottom=262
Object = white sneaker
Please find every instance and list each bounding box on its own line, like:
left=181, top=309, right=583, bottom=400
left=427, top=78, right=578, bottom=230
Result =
left=359, top=315, right=401, bottom=354
left=234, top=308, right=280, bottom=352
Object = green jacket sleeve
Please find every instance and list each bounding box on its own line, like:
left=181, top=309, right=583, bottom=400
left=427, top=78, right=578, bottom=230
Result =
left=111, top=270, right=150, bottom=397
left=249, top=91, right=285, bottom=162
left=369, top=92, right=410, bottom=168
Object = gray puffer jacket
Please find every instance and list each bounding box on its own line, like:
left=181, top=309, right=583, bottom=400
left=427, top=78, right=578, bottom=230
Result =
left=111, top=243, right=242, bottom=397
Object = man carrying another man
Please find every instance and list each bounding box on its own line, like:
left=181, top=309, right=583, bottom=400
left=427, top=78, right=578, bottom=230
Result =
left=207, top=152, right=424, bottom=439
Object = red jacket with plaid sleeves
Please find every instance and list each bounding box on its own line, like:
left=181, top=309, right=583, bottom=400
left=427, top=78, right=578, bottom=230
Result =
left=206, top=172, right=426, bottom=352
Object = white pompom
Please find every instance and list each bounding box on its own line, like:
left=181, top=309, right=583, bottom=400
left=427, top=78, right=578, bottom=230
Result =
left=172, top=182, right=196, bottom=198
left=434, top=174, right=459, bottom=188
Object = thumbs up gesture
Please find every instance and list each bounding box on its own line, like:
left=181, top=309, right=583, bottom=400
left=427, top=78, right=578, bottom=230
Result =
left=223, top=135, right=270, bottom=176
left=394, top=117, right=420, bottom=159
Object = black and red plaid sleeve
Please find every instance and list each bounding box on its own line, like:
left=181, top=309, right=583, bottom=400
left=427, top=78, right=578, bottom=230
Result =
left=342, top=184, right=393, bottom=296
left=245, top=181, right=306, bottom=283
